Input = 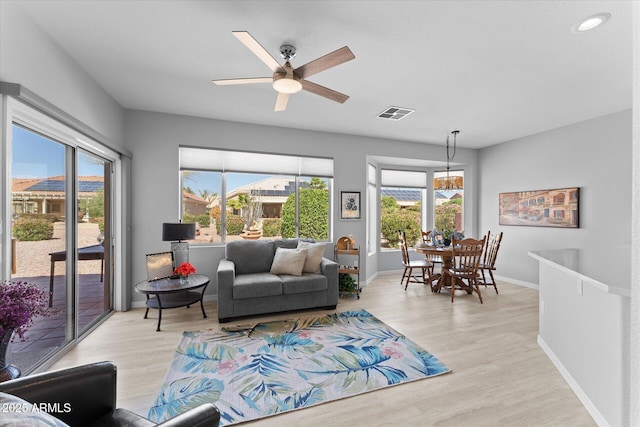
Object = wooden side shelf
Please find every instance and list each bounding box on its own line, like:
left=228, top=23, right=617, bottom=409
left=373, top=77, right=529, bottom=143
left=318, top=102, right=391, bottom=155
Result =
left=335, top=245, right=361, bottom=299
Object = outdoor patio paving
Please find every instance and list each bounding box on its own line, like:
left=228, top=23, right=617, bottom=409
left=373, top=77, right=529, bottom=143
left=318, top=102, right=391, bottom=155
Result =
left=6, top=273, right=107, bottom=374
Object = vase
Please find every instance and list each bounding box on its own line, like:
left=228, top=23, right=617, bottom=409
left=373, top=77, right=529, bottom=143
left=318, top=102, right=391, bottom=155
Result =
left=443, top=238, right=452, bottom=247
left=180, top=275, right=188, bottom=285
left=0, top=329, right=21, bottom=382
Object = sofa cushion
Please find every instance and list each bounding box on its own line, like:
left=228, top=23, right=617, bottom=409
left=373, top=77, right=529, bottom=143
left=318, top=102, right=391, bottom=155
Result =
left=233, top=273, right=283, bottom=299
left=0, top=392, right=70, bottom=426
left=226, top=240, right=274, bottom=275
left=270, top=248, right=307, bottom=276
left=273, top=238, right=300, bottom=252
left=281, top=274, right=328, bottom=294
left=297, top=241, right=325, bottom=273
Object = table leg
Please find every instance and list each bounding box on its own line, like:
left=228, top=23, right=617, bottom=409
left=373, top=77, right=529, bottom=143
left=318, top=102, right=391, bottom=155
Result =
left=433, top=255, right=454, bottom=293
left=143, top=295, right=150, bottom=319
left=156, top=294, right=163, bottom=332
left=49, top=260, right=55, bottom=308
left=200, top=297, right=207, bottom=319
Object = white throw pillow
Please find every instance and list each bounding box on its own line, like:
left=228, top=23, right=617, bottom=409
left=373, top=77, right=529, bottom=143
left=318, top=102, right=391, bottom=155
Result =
left=270, top=247, right=308, bottom=276
left=297, top=241, right=325, bottom=274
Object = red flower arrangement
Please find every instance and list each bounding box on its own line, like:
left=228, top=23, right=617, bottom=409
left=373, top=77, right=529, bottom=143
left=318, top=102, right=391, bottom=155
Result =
left=174, top=262, right=196, bottom=277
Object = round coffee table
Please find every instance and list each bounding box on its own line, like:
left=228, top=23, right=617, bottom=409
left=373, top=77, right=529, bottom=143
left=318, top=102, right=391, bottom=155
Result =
left=135, top=274, right=209, bottom=331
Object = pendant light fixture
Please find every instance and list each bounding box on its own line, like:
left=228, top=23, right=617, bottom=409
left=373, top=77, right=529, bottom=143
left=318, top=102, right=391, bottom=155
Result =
left=434, top=130, right=462, bottom=191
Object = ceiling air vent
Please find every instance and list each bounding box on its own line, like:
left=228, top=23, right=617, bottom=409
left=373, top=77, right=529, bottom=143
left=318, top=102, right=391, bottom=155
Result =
left=377, top=106, right=415, bottom=121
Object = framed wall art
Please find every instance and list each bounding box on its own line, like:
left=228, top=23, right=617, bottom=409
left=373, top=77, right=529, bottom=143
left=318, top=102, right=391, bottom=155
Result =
left=340, top=191, right=361, bottom=220
left=499, top=187, right=579, bottom=228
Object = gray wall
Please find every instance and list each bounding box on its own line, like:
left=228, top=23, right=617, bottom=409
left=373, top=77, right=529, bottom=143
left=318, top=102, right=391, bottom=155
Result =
left=124, top=109, right=478, bottom=303
left=478, top=109, right=632, bottom=286
left=0, top=2, right=124, bottom=144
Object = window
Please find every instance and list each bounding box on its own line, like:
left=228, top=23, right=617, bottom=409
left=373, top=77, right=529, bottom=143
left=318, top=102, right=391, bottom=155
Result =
left=433, top=170, right=464, bottom=237
left=181, top=170, right=221, bottom=243
left=179, top=148, right=332, bottom=243
left=367, top=164, right=377, bottom=255
left=380, top=170, right=426, bottom=251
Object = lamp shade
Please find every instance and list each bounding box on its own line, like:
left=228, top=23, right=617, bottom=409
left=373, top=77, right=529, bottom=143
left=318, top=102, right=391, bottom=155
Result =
left=162, top=223, right=196, bottom=241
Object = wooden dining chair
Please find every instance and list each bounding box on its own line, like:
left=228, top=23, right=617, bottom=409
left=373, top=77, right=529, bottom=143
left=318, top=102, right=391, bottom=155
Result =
left=478, top=231, right=503, bottom=294
left=420, top=230, right=443, bottom=268
left=398, top=230, right=434, bottom=290
left=441, top=236, right=486, bottom=303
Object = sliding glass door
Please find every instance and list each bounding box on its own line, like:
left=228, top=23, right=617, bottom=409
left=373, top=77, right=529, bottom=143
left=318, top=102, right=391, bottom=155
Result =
left=8, top=122, right=113, bottom=374
left=77, top=150, right=112, bottom=336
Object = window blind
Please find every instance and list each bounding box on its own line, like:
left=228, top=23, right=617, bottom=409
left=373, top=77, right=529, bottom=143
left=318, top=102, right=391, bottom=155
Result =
left=380, top=169, right=426, bottom=187
left=179, top=147, right=333, bottom=178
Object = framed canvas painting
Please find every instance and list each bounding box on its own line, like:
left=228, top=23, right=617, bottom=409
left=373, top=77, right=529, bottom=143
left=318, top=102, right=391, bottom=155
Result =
left=340, top=191, right=361, bottom=219
left=499, top=187, right=579, bottom=228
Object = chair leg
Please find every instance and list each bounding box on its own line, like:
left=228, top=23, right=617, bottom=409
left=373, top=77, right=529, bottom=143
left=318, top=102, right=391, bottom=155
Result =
left=473, top=279, right=483, bottom=303
left=401, top=267, right=408, bottom=286
left=450, top=277, right=456, bottom=303
left=480, top=269, right=488, bottom=288
left=404, top=267, right=412, bottom=290
left=489, top=270, right=498, bottom=294
left=426, top=266, right=434, bottom=290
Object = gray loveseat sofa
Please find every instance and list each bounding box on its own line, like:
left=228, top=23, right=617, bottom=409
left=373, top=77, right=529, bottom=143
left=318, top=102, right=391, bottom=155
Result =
left=217, top=239, right=338, bottom=322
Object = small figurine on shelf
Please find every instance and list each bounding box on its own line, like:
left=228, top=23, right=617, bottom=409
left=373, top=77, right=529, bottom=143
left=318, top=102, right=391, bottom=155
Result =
left=348, top=234, right=356, bottom=250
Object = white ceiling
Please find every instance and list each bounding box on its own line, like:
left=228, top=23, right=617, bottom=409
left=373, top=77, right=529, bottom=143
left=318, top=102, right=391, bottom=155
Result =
left=14, top=0, right=633, bottom=149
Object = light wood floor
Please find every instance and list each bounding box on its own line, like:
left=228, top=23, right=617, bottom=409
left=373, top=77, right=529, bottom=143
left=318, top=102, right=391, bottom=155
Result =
left=52, top=274, right=596, bottom=426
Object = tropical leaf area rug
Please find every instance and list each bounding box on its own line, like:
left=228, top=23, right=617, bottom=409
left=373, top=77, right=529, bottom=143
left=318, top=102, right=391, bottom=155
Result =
left=148, top=309, right=450, bottom=425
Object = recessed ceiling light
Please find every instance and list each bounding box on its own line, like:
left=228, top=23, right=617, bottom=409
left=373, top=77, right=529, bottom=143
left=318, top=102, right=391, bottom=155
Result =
left=574, top=13, right=611, bottom=32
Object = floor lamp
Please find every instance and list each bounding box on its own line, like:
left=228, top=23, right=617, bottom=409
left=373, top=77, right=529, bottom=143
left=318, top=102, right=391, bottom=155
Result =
left=162, top=222, right=196, bottom=268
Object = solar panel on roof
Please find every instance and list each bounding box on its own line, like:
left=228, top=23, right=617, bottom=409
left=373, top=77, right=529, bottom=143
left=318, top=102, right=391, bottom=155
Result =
left=25, top=180, right=104, bottom=192
left=381, top=188, right=421, bottom=201
left=79, top=181, right=104, bottom=192
left=27, top=180, right=66, bottom=191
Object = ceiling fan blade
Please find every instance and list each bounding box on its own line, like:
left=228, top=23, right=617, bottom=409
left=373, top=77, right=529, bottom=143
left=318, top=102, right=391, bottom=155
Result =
left=300, top=80, right=349, bottom=104
left=212, top=77, right=272, bottom=85
left=232, top=31, right=283, bottom=73
left=294, top=46, right=355, bottom=79
left=274, top=92, right=289, bottom=112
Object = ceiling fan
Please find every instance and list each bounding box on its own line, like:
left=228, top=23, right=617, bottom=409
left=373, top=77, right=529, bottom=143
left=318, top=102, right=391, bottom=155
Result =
left=212, top=31, right=355, bottom=112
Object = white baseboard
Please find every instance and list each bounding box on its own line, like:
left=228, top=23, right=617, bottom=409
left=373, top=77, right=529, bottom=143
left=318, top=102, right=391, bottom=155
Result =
left=494, top=274, right=538, bottom=289
left=537, top=335, right=608, bottom=427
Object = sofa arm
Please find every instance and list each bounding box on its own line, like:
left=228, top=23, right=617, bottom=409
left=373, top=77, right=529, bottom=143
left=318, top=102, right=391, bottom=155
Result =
left=0, top=361, right=116, bottom=426
left=217, top=259, right=236, bottom=320
left=157, top=403, right=221, bottom=427
left=320, top=257, right=339, bottom=299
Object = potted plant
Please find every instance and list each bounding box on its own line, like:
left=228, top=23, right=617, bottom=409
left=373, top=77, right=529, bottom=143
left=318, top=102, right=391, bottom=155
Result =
left=339, top=273, right=358, bottom=294
left=442, top=229, right=452, bottom=247
left=0, top=280, right=51, bottom=380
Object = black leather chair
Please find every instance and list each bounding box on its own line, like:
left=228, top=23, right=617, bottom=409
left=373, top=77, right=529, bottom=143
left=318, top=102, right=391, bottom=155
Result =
left=0, top=361, right=220, bottom=427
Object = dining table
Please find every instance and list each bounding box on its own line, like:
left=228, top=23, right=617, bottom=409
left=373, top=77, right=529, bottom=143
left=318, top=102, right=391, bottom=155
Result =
left=415, top=243, right=475, bottom=295
left=415, top=243, right=451, bottom=292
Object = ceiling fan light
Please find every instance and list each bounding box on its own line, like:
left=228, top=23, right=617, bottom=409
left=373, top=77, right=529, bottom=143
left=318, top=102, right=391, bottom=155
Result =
left=272, top=75, right=302, bottom=94
left=574, top=13, right=611, bottom=32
